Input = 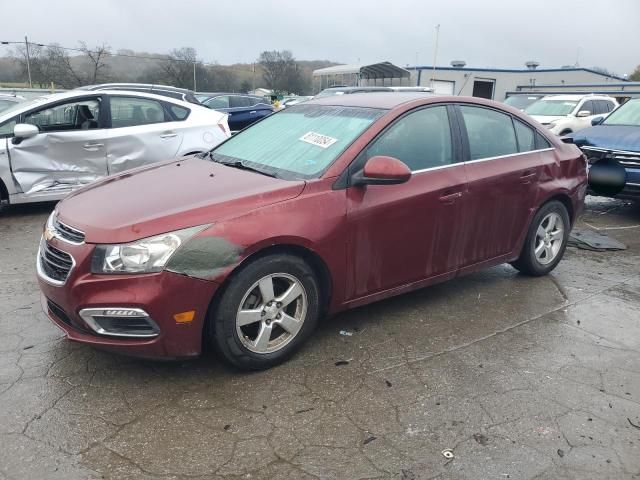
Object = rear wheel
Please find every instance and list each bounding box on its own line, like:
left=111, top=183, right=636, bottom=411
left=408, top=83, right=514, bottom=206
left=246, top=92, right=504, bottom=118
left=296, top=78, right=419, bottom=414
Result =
left=511, top=200, right=570, bottom=276
left=209, top=254, right=320, bottom=370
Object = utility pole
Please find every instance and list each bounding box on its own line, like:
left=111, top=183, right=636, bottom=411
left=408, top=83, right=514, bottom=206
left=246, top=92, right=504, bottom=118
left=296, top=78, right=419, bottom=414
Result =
left=24, top=35, right=33, bottom=88
left=431, top=25, right=440, bottom=90
left=252, top=62, right=256, bottom=93
left=193, top=61, right=197, bottom=91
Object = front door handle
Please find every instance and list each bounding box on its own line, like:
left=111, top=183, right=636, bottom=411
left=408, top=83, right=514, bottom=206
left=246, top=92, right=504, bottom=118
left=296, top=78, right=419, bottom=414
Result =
left=83, top=142, right=104, bottom=150
left=249, top=111, right=257, bottom=115
left=520, top=170, right=537, bottom=183
left=160, top=132, right=177, bottom=139
left=438, top=191, right=463, bottom=204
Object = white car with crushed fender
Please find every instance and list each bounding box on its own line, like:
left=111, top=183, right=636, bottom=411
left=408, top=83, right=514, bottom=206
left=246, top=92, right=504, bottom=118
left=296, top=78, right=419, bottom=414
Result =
left=0, top=90, right=230, bottom=205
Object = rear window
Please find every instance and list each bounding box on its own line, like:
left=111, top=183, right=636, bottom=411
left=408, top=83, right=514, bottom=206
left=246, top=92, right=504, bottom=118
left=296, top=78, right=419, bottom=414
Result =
left=169, top=104, right=190, bottom=120
left=212, top=104, right=384, bottom=179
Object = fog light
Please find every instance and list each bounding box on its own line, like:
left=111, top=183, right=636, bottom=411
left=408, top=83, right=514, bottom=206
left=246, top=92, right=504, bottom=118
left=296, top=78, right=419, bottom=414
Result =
left=78, top=308, right=160, bottom=338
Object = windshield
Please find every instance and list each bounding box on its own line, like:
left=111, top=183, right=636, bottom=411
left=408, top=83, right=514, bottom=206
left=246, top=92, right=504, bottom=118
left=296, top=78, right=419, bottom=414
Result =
left=0, top=95, right=49, bottom=119
left=603, top=99, right=640, bottom=126
left=212, top=104, right=384, bottom=179
left=525, top=100, right=578, bottom=116
left=504, top=96, right=540, bottom=110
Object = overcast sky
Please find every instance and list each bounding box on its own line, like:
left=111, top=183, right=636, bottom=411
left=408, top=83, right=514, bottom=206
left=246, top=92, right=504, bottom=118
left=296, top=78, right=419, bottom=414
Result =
left=2, top=0, right=639, bottom=75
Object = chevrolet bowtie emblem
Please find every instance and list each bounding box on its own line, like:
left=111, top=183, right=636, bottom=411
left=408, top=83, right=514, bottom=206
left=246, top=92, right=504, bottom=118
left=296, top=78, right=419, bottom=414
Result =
left=44, top=227, right=55, bottom=242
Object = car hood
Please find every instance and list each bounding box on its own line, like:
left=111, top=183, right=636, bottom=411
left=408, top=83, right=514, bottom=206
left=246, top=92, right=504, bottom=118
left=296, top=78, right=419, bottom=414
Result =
left=57, top=157, right=306, bottom=244
left=529, top=114, right=566, bottom=125
left=571, top=125, right=640, bottom=153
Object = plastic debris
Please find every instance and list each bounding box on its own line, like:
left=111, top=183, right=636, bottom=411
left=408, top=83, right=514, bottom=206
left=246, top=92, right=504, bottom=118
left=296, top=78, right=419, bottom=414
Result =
left=441, top=448, right=454, bottom=459
left=339, top=330, right=353, bottom=336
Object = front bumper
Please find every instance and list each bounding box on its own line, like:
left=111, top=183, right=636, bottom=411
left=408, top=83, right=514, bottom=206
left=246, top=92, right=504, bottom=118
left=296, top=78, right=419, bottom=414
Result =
left=37, top=236, right=220, bottom=359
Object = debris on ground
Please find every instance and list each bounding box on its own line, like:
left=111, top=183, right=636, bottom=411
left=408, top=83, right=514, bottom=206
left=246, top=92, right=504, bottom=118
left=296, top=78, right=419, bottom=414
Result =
left=339, top=330, right=353, bottom=336
left=473, top=433, right=489, bottom=446
left=385, top=379, right=392, bottom=387
left=557, top=449, right=565, bottom=458
left=363, top=436, right=376, bottom=445
left=441, top=448, right=454, bottom=459
left=628, top=418, right=640, bottom=430
left=334, top=360, right=350, bottom=366
left=569, top=229, right=627, bottom=251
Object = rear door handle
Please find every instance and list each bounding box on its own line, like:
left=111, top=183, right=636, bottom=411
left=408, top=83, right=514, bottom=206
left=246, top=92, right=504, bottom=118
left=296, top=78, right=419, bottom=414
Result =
left=160, top=132, right=177, bottom=139
left=438, top=191, right=463, bottom=203
left=83, top=143, right=104, bottom=150
left=249, top=111, right=257, bottom=115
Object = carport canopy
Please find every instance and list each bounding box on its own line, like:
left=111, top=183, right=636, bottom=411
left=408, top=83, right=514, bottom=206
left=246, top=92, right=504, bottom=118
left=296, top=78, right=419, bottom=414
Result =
left=313, top=62, right=411, bottom=80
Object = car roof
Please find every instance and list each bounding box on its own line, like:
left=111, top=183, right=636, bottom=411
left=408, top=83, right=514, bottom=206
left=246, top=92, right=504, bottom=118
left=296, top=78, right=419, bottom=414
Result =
left=306, top=91, right=439, bottom=109
left=81, top=83, right=193, bottom=93
left=541, top=94, right=613, bottom=101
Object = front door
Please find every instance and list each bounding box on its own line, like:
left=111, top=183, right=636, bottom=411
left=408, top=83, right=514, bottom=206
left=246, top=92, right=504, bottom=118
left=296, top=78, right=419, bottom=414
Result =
left=7, top=96, right=108, bottom=196
left=346, top=105, right=467, bottom=300
left=456, top=104, right=544, bottom=268
left=106, top=95, right=183, bottom=174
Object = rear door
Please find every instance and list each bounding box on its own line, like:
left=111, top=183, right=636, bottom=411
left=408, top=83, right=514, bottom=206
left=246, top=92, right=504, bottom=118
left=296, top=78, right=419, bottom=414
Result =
left=106, top=95, right=183, bottom=174
left=6, top=95, right=108, bottom=196
left=247, top=96, right=274, bottom=124
left=456, top=104, right=548, bottom=268
left=346, top=105, right=468, bottom=299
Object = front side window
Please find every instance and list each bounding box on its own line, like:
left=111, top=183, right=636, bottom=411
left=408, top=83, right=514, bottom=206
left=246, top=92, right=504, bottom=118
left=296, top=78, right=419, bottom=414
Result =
left=514, top=119, right=535, bottom=152
left=0, top=117, right=17, bottom=138
left=365, top=106, right=453, bottom=171
left=460, top=105, right=518, bottom=160
left=24, top=98, right=101, bottom=132
left=602, top=98, right=640, bottom=126
left=110, top=97, right=166, bottom=128
left=579, top=100, right=594, bottom=115
left=212, top=104, right=384, bottom=179
left=525, top=100, right=578, bottom=117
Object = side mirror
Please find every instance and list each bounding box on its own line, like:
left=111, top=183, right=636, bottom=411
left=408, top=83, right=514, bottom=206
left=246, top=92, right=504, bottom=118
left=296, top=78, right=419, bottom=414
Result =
left=591, top=116, right=605, bottom=126
left=352, top=155, right=412, bottom=186
left=576, top=110, right=591, bottom=118
left=12, top=123, right=39, bottom=144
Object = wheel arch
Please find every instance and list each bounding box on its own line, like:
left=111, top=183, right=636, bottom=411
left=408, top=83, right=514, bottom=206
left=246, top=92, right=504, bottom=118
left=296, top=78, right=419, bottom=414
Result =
left=541, top=192, right=575, bottom=226
left=0, top=177, right=9, bottom=203
left=203, top=242, right=334, bottom=346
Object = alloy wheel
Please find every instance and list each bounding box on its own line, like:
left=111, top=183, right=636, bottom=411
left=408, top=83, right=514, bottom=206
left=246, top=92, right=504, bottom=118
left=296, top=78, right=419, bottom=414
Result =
left=534, top=212, right=565, bottom=265
left=235, top=273, right=308, bottom=354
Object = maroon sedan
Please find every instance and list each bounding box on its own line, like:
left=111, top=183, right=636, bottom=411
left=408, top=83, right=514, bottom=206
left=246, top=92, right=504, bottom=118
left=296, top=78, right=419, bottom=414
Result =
left=37, top=93, right=587, bottom=369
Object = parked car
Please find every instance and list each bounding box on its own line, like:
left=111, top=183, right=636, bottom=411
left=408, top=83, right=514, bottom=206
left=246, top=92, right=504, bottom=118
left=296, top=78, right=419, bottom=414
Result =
left=503, top=94, right=544, bottom=111
left=280, top=96, right=313, bottom=108
left=37, top=93, right=586, bottom=370
left=524, top=94, right=617, bottom=135
left=315, top=86, right=432, bottom=98
left=79, top=83, right=201, bottom=105
left=0, top=90, right=229, bottom=205
left=0, top=93, right=26, bottom=113
left=196, top=93, right=274, bottom=132
left=570, top=97, right=640, bottom=200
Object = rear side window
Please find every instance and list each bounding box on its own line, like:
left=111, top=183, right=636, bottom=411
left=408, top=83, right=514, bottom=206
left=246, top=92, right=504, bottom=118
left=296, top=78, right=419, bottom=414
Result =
left=366, top=106, right=453, bottom=172
left=535, top=132, right=551, bottom=149
left=169, top=104, right=190, bottom=120
left=579, top=100, right=594, bottom=115
left=460, top=105, right=518, bottom=160
left=229, top=96, right=252, bottom=108
left=110, top=97, right=166, bottom=128
left=252, top=96, right=270, bottom=106
left=514, top=119, right=535, bottom=152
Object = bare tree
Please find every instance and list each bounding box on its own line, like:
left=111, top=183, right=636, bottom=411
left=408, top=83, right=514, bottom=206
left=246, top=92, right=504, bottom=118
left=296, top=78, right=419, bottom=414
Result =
left=630, top=65, right=640, bottom=82
left=79, top=42, right=111, bottom=84
left=160, top=47, right=198, bottom=89
left=258, top=50, right=303, bottom=94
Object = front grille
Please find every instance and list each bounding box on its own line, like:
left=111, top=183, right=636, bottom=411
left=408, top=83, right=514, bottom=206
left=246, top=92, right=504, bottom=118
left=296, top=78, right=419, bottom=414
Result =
left=53, top=217, right=85, bottom=244
left=39, top=241, right=73, bottom=284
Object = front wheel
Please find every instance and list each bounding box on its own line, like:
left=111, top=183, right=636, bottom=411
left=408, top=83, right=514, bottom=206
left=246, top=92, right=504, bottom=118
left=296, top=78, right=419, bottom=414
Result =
left=209, top=254, right=321, bottom=370
left=511, top=200, right=570, bottom=276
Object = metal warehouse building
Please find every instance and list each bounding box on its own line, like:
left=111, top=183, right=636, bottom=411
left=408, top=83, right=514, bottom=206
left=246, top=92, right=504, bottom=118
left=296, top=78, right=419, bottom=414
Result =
left=313, top=61, right=626, bottom=100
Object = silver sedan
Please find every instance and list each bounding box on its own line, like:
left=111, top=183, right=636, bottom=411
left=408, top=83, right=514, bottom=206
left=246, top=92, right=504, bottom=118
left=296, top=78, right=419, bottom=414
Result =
left=0, top=90, right=229, bottom=205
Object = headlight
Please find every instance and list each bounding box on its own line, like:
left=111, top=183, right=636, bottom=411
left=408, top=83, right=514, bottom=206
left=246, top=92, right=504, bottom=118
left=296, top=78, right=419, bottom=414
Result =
left=91, top=225, right=208, bottom=274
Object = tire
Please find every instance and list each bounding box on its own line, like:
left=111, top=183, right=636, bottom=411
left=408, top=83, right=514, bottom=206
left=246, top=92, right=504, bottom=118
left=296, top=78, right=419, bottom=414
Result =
left=209, top=253, right=321, bottom=370
left=511, top=200, right=570, bottom=276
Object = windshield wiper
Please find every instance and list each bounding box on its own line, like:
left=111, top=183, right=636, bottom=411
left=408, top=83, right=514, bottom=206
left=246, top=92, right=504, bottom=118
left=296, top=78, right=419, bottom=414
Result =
left=206, top=152, right=279, bottom=178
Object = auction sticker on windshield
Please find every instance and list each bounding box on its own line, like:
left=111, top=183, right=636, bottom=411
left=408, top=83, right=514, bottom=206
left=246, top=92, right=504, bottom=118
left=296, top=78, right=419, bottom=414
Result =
left=299, top=132, right=338, bottom=149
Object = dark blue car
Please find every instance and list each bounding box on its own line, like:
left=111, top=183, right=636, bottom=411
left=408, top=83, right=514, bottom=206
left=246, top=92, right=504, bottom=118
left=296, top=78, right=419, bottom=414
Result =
left=571, top=98, right=640, bottom=200
left=196, top=93, right=274, bottom=133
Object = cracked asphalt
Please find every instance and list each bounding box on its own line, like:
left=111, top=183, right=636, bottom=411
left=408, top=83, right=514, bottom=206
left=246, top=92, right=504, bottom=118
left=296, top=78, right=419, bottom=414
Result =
left=1, top=198, right=640, bottom=480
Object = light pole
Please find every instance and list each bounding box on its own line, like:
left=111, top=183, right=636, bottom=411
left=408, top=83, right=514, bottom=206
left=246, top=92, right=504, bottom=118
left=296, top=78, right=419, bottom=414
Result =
left=431, top=24, right=440, bottom=90
left=24, top=36, right=33, bottom=88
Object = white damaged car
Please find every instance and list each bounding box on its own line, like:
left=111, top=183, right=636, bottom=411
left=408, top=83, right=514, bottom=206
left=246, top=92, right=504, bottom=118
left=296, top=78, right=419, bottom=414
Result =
left=0, top=90, right=230, bottom=205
